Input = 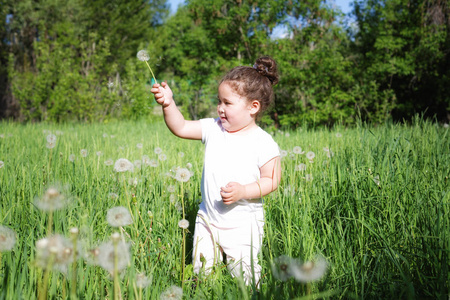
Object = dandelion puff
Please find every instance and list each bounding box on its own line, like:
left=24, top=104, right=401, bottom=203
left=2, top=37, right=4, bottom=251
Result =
left=158, top=153, right=167, bottom=161
left=106, top=206, right=133, bottom=227
left=271, top=255, right=302, bottom=282
left=46, top=141, right=56, bottom=149
left=169, top=194, right=176, bottom=204
left=295, top=163, right=307, bottom=171
left=335, top=132, right=343, bottom=138
left=186, top=162, right=192, bottom=169
left=46, top=134, right=57, bottom=143
left=135, top=273, right=152, bottom=289
left=80, top=149, right=88, bottom=157
left=148, top=159, right=158, bottom=167
left=0, top=226, right=16, bottom=252
left=175, top=168, right=191, bottom=182
left=293, top=146, right=305, bottom=154
left=136, top=143, right=143, bottom=149
left=280, top=150, right=288, bottom=158
left=109, top=192, right=119, bottom=200
left=97, top=240, right=130, bottom=275
left=35, top=234, right=75, bottom=274
left=178, top=219, right=189, bottom=229
left=306, top=151, right=315, bottom=160
left=168, top=185, right=176, bottom=193
left=142, top=155, right=151, bottom=165
left=305, top=174, right=313, bottom=181
left=35, top=186, right=70, bottom=212
left=104, top=159, right=114, bottom=166
left=96, top=151, right=103, bottom=156
left=154, top=147, right=162, bottom=155
left=133, top=160, right=142, bottom=169
left=294, top=255, right=328, bottom=283
left=114, top=158, right=134, bottom=172
left=160, top=285, right=183, bottom=300
left=137, top=50, right=157, bottom=84
left=69, top=154, right=76, bottom=162
left=178, top=152, right=184, bottom=158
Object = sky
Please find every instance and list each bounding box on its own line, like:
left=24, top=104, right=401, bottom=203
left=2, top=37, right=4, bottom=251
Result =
left=168, top=0, right=353, bottom=15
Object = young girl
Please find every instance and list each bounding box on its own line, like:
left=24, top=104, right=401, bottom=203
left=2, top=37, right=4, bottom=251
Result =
left=151, top=56, right=281, bottom=286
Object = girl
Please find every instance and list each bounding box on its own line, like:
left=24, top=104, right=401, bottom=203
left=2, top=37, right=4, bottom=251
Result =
left=151, top=56, right=281, bottom=286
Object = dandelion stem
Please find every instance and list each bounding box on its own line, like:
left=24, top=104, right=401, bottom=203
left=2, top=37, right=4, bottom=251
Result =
left=144, top=61, right=158, bottom=85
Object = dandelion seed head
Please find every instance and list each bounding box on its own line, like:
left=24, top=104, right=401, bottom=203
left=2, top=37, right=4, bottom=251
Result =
left=178, top=152, right=184, bottom=158
left=178, top=219, right=189, bottom=229
left=69, top=154, right=75, bottom=162
left=148, top=159, right=158, bottom=167
left=97, top=240, right=130, bottom=274
left=295, top=163, right=307, bottom=171
left=35, top=234, right=75, bottom=274
left=96, top=151, right=103, bottom=156
left=154, top=147, right=162, bottom=155
left=133, top=160, right=142, bottom=169
left=0, top=226, right=16, bottom=252
left=160, top=285, right=183, bottom=300
left=136, top=143, right=143, bottom=149
left=102, top=133, right=109, bottom=138
left=106, top=206, right=133, bottom=227
left=35, top=186, right=70, bottom=211
left=46, top=134, right=57, bottom=143
left=175, top=168, right=191, bottom=182
left=186, top=162, right=192, bottom=169
left=158, top=153, right=167, bottom=161
left=305, top=174, right=313, bottom=181
left=104, top=159, right=114, bottom=166
left=306, top=151, right=315, bottom=160
left=137, top=50, right=150, bottom=62
left=136, top=273, right=152, bottom=289
left=280, top=150, right=288, bottom=158
left=335, top=132, right=343, bottom=138
left=114, top=158, right=134, bottom=172
left=294, top=255, right=327, bottom=283
left=293, top=146, right=304, bottom=154
left=46, top=141, right=56, bottom=149
left=80, top=149, right=88, bottom=157
left=271, top=255, right=301, bottom=282
left=168, top=185, right=176, bottom=193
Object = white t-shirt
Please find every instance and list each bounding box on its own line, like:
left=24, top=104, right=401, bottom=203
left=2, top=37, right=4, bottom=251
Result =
left=198, top=118, right=280, bottom=227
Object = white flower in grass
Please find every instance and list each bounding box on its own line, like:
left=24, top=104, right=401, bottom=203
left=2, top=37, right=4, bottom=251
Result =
left=294, top=255, right=328, bottom=283
left=80, top=149, right=88, bottom=157
left=305, top=174, right=313, bottom=182
left=134, top=160, right=142, bottom=169
left=35, top=186, right=70, bottom=212
left=129, top=177, right=139, bottom=187
left=271, top=255, right=301, bottom=282
left=69, top=154, right=76, bottom=162
left=178, top=152, right=185, bottom=158
left=114, top=158, right=134, bottom=172
left=96, top=240, right=130, bottom=275
left=46, top=141, right=56, bottom=149
left=335, top=132, right=343, bottom=138
left=178, top=219, right=189, bottom=229
left=158, top=153, right=167, bottom=161
left=373, top=175, right=380, bottom=186
left=168, top=185, right=176, bottom=193
left=96, top=151, right=103, bottom=156
left=154, top=147, right=162, bottom=155
left=137, top=50, right=150, bottom=62
left=295, top=163, right=307, bottom=171
left=0, top=161, right=3, bottom=168
left=104, top=159, right=114, bottom=166
left=35, top=234, right=76, bottom=274
left=289, top=153, right=295, bottom=160
left=135, top=273, right=152, bottom=289
left=169, top=194, right=176, bottom=204
left=186, top=162, right=192, bottom=169
left=46, top=134, right=57, bottom=143
left=102, top=133, right=109, bottom=138
left=306, top=151, right=315, bottom=161
left=293, top=146, right=304, bottom=154
left=280, top=150, right=288, bottom=158
left=0, top=226, right=16, bottom=251
left=136, top=143, right=143, bottom=149
left=175, top=168, right=191, bottom=182
left=148, top=159, right=158, bottom=167
left=160, top=285, right=183, bottom=300
left=142, top=155, right=151, bottom=165
left=107, top=206, right=133, bottom=227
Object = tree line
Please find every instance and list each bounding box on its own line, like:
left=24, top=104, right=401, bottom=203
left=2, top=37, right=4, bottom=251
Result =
left=0, top=0, right=449, bottom=127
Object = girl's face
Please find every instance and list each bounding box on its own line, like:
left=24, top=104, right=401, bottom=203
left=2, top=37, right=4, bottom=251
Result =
left=217, top=82, right=258, bottom=133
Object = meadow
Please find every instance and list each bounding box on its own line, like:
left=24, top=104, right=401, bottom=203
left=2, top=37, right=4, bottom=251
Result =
left=0, top=118, right=448, bottom=299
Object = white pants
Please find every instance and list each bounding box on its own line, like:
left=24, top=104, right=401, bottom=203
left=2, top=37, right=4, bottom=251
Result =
left=192, top=213, right=264, bottom=286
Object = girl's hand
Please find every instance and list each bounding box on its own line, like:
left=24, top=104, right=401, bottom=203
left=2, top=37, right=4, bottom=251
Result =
left=220, top=182, right=245, bottom=205
left=151, top=81, right=173, bottom=107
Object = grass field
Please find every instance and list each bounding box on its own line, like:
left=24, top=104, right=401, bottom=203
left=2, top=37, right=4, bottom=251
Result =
left=0, top=118, right=448, bottom=299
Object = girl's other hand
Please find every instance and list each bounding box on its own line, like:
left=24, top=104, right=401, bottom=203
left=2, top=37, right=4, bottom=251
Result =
left=220, top=182, right=245, bottom=205
left=151, top=81, right=173, bottom=107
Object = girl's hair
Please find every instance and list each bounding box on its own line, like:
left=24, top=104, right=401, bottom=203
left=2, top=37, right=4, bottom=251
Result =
left=219, top=56, right=279, bottom=116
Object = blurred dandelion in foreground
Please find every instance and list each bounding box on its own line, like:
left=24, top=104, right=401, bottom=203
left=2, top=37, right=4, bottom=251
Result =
left=175, top=168, right=191, bottom=182
left=160, top=285, right=183, bottom=300
left=107, top=206, right=133, bottom=227
left=114, top=158, right=134, bottom=172
left=35, top=186, right=70, bottom=212
left=135, top=273, right=151, bottom=289
left=178, top=219, right=189, bottom=229
left=0, top=225, right=16, bottom=251
left=294, top=255, right=328, bottom=283
left=137, top=50, right=157, bottom=84
left=35, top=234, right=76, bottom=274
left=271, top=255, right=301, bottom=282
left=96, top=239, right=130, bottom=275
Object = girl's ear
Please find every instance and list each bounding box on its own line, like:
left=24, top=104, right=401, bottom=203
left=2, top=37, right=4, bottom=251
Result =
left=249, top=100, right=261, bottom=115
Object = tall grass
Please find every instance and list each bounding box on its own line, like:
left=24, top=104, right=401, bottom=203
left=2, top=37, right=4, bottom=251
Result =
left=0, top=117, right=448, bottom=299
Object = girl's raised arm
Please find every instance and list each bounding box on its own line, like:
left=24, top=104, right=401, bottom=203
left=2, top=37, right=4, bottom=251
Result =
left=151, top=82, right=202, bottom=140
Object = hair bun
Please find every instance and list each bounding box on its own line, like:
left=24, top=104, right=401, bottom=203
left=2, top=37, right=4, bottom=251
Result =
left=253, top=56, right=279, bottom=85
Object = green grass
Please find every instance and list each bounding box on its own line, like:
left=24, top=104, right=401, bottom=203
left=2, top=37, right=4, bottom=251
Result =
left=0, top=117, right=448, bottom=299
